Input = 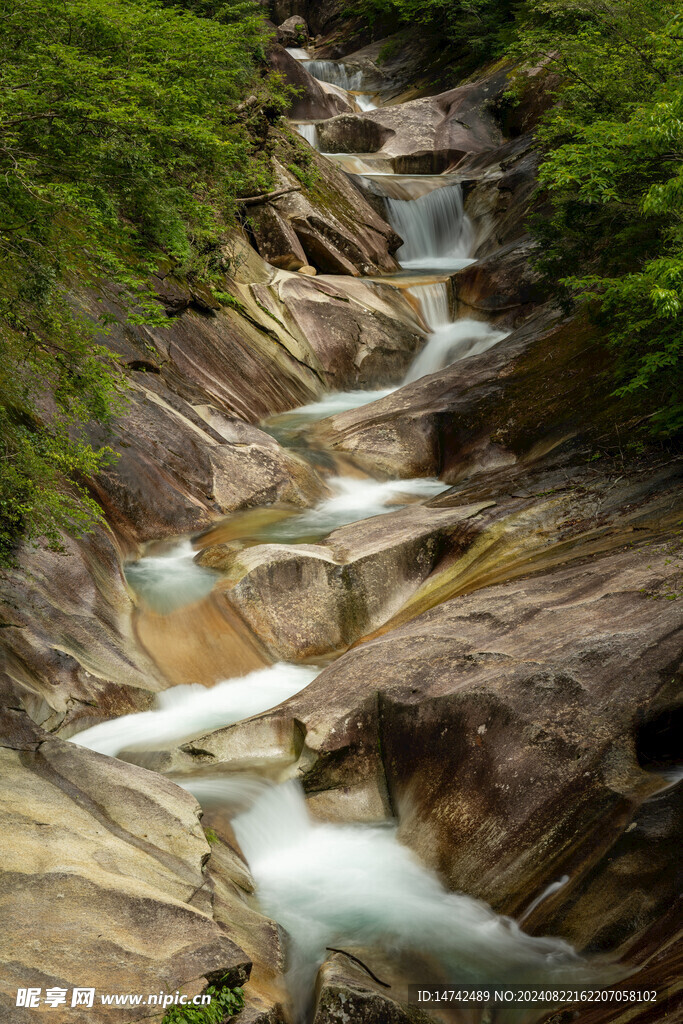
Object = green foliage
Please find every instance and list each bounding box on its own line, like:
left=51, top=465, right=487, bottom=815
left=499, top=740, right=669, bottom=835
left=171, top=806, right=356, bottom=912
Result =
left=514, top=0, right=683, bottom=434
left=203, top=826, right=220, bottom=845
left=345, top=0, right=518, bottom=76
left=377, top=38, right=404, bottom=66
left=162, top=982, right=244, bottom=1024
left=0, top=0, right=286, bottom=563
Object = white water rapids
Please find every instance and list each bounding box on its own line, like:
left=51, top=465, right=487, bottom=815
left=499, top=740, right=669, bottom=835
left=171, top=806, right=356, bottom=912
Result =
left=71, top=663, right=319, bottom=757
left=64, top=52, right=613, bottom=1021
left=233, top=782, right=593, bottom=1018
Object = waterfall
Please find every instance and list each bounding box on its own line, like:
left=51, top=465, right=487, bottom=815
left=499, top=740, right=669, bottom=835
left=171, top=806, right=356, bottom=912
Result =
left=404, top=317, right=509, bottom=384
left=407, top=281, right=451, bottom=330
left=303, top=60, right=364, bottom=92
left=384, top=184, right=474, bottom=270
left=124, top=539, right=216, bottom=614
left=69, top=663, right=319, bottom=757
left=355, top=94, right=378, bottom=111
left=285, top=47, right=310, bottom=60
left=233, top=781, right=590, bottom=1021
left=293, top=122, right=319, bottom=149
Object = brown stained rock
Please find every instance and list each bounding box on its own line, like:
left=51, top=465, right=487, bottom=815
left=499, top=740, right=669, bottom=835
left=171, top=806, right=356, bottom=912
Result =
left=251, top=273, right=425, bottom=389
left=220, top=503, right=491, bottom=660
left=229, top=540, right=682, bottom=961
left=263, top=154, right=402, bottom=278
left=246, top=203, right=308, bottom=271
left=0, top=526, right=163, bottom=733
left=88, top=380, right=323, bottom=545
left=313, top=952, right=441, bottom=1024
left=452, top=237, right=545, bottom=329
left=459, top=135, right=542, bottom=258
left=0, top=730, right=252, bottom=1023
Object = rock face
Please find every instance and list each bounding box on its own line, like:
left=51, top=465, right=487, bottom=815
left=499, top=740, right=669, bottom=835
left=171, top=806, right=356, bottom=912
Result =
left=0, top=528, right=163, bottom=734
left=249, top=273, right=425, bottom=388
left=317, top=70, right=506, bottom=172
left=276, top=14, right=308, bottom=46
left=219, top=501, right=493, bottom=660
left=0, top=720, right=252, bottom=1023
left=268, top=44, right=352, bottom=121
left=218, top=540, right=682, bottom=957
left=246, top=155, right=402, bottom=277
left=452, top=237, right=545, bottom=328
left=319, top=306, right=617, bottom=482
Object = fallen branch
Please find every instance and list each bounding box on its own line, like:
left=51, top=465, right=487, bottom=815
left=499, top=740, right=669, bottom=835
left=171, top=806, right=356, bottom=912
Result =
left=325, top=948, right=391, bottom=988
left=237, top=186, right=301, bottom=206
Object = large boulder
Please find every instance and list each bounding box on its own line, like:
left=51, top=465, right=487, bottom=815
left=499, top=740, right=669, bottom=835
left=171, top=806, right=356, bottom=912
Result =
left=276, top=14, right=308, bottom=46
left=0, top=529, right=163, bottom=734
left=318, top=306, right=618, bottom=481
left=452, top=236, right=545, bottom=328
left=216, top=539, right=682, bottom=961
left=246, top=155, right=402, bottom=278
left=216, top=501, right=492, bottom=660
left=250, top=273, right=425, bottom=388
left=0, top=719, right=252, bottom=1023
left=317, top=69, right=506, bottom=172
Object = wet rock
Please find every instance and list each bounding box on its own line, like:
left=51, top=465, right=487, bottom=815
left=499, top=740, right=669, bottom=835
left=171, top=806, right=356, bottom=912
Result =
left=250, top=273, right=425, bottom=388
left=89, top=378, right=323, bottom=544
left=268, top=44, right=352, bottom=121
left=459, top=135, right=542, bottom=257
left=317, top=114, right=395, bottom=155
left=0, top=528, right=163, bottom=734
left=244, top=203, right=308, bottom=271
left=0, top=725, right=252, bottom=1022
left=214, top=502, right=490, bottom=660
left=317, top=69, right=506, bottom=171
left=252, top=155, right=401, bottom=277
left=452, top=237, right=545, bottom=328
left=313, top=952, right=438, bottom=1024
left=319, top=306, right=616, bottom=481
left=276, top=14, right=308, bottom=46
left=234, top=539, right=682, bottom=963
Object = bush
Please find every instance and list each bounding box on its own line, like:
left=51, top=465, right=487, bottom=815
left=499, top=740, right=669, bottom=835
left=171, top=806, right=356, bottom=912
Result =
left=0, top=0, right=287, bottom=563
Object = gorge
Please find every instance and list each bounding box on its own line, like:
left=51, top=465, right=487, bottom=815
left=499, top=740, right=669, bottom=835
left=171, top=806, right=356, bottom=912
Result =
left=0, top=3, right=681, bottom=1024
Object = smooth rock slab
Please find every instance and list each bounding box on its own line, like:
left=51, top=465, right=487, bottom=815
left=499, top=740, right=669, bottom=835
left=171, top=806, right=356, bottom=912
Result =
left=0, top=733, right=251, bottom=1022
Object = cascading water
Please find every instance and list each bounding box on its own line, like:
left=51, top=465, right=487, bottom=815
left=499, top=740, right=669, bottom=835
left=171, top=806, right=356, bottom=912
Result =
left=70, top=663, right=319, bottom=757
left=303, top=60, right=364, bottom=92
left=124, top=539, right=217, bottom=614
left=293, top=122, right=319, bottom=149
left=401, top=282, right=509, bottom=383
left=233, top=781, right=595, bottom=1020
left=384, top=185, right=474, bottom=270
left=285, top=47, right=310, bottom=60
left=248, top=474, right=447, bottom=545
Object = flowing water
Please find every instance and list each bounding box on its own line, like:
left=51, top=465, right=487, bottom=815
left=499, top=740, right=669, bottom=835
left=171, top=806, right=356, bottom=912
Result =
left=233, top=782, right=594, bottom=1018
left=293, top=122, right=319, bottom=148
left=124, top=539, right=217, bottom=614
left=66, top=47, right=611, bottom=1022
left=71, top=663, right=319, bottom=757
left=303, top=60, right=364, bottom=92
left=384, top=184, right=475, bottom=270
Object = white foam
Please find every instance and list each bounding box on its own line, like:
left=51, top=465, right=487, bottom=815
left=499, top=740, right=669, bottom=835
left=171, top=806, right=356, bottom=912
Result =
left=70, top=664, right=319, bottom=757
